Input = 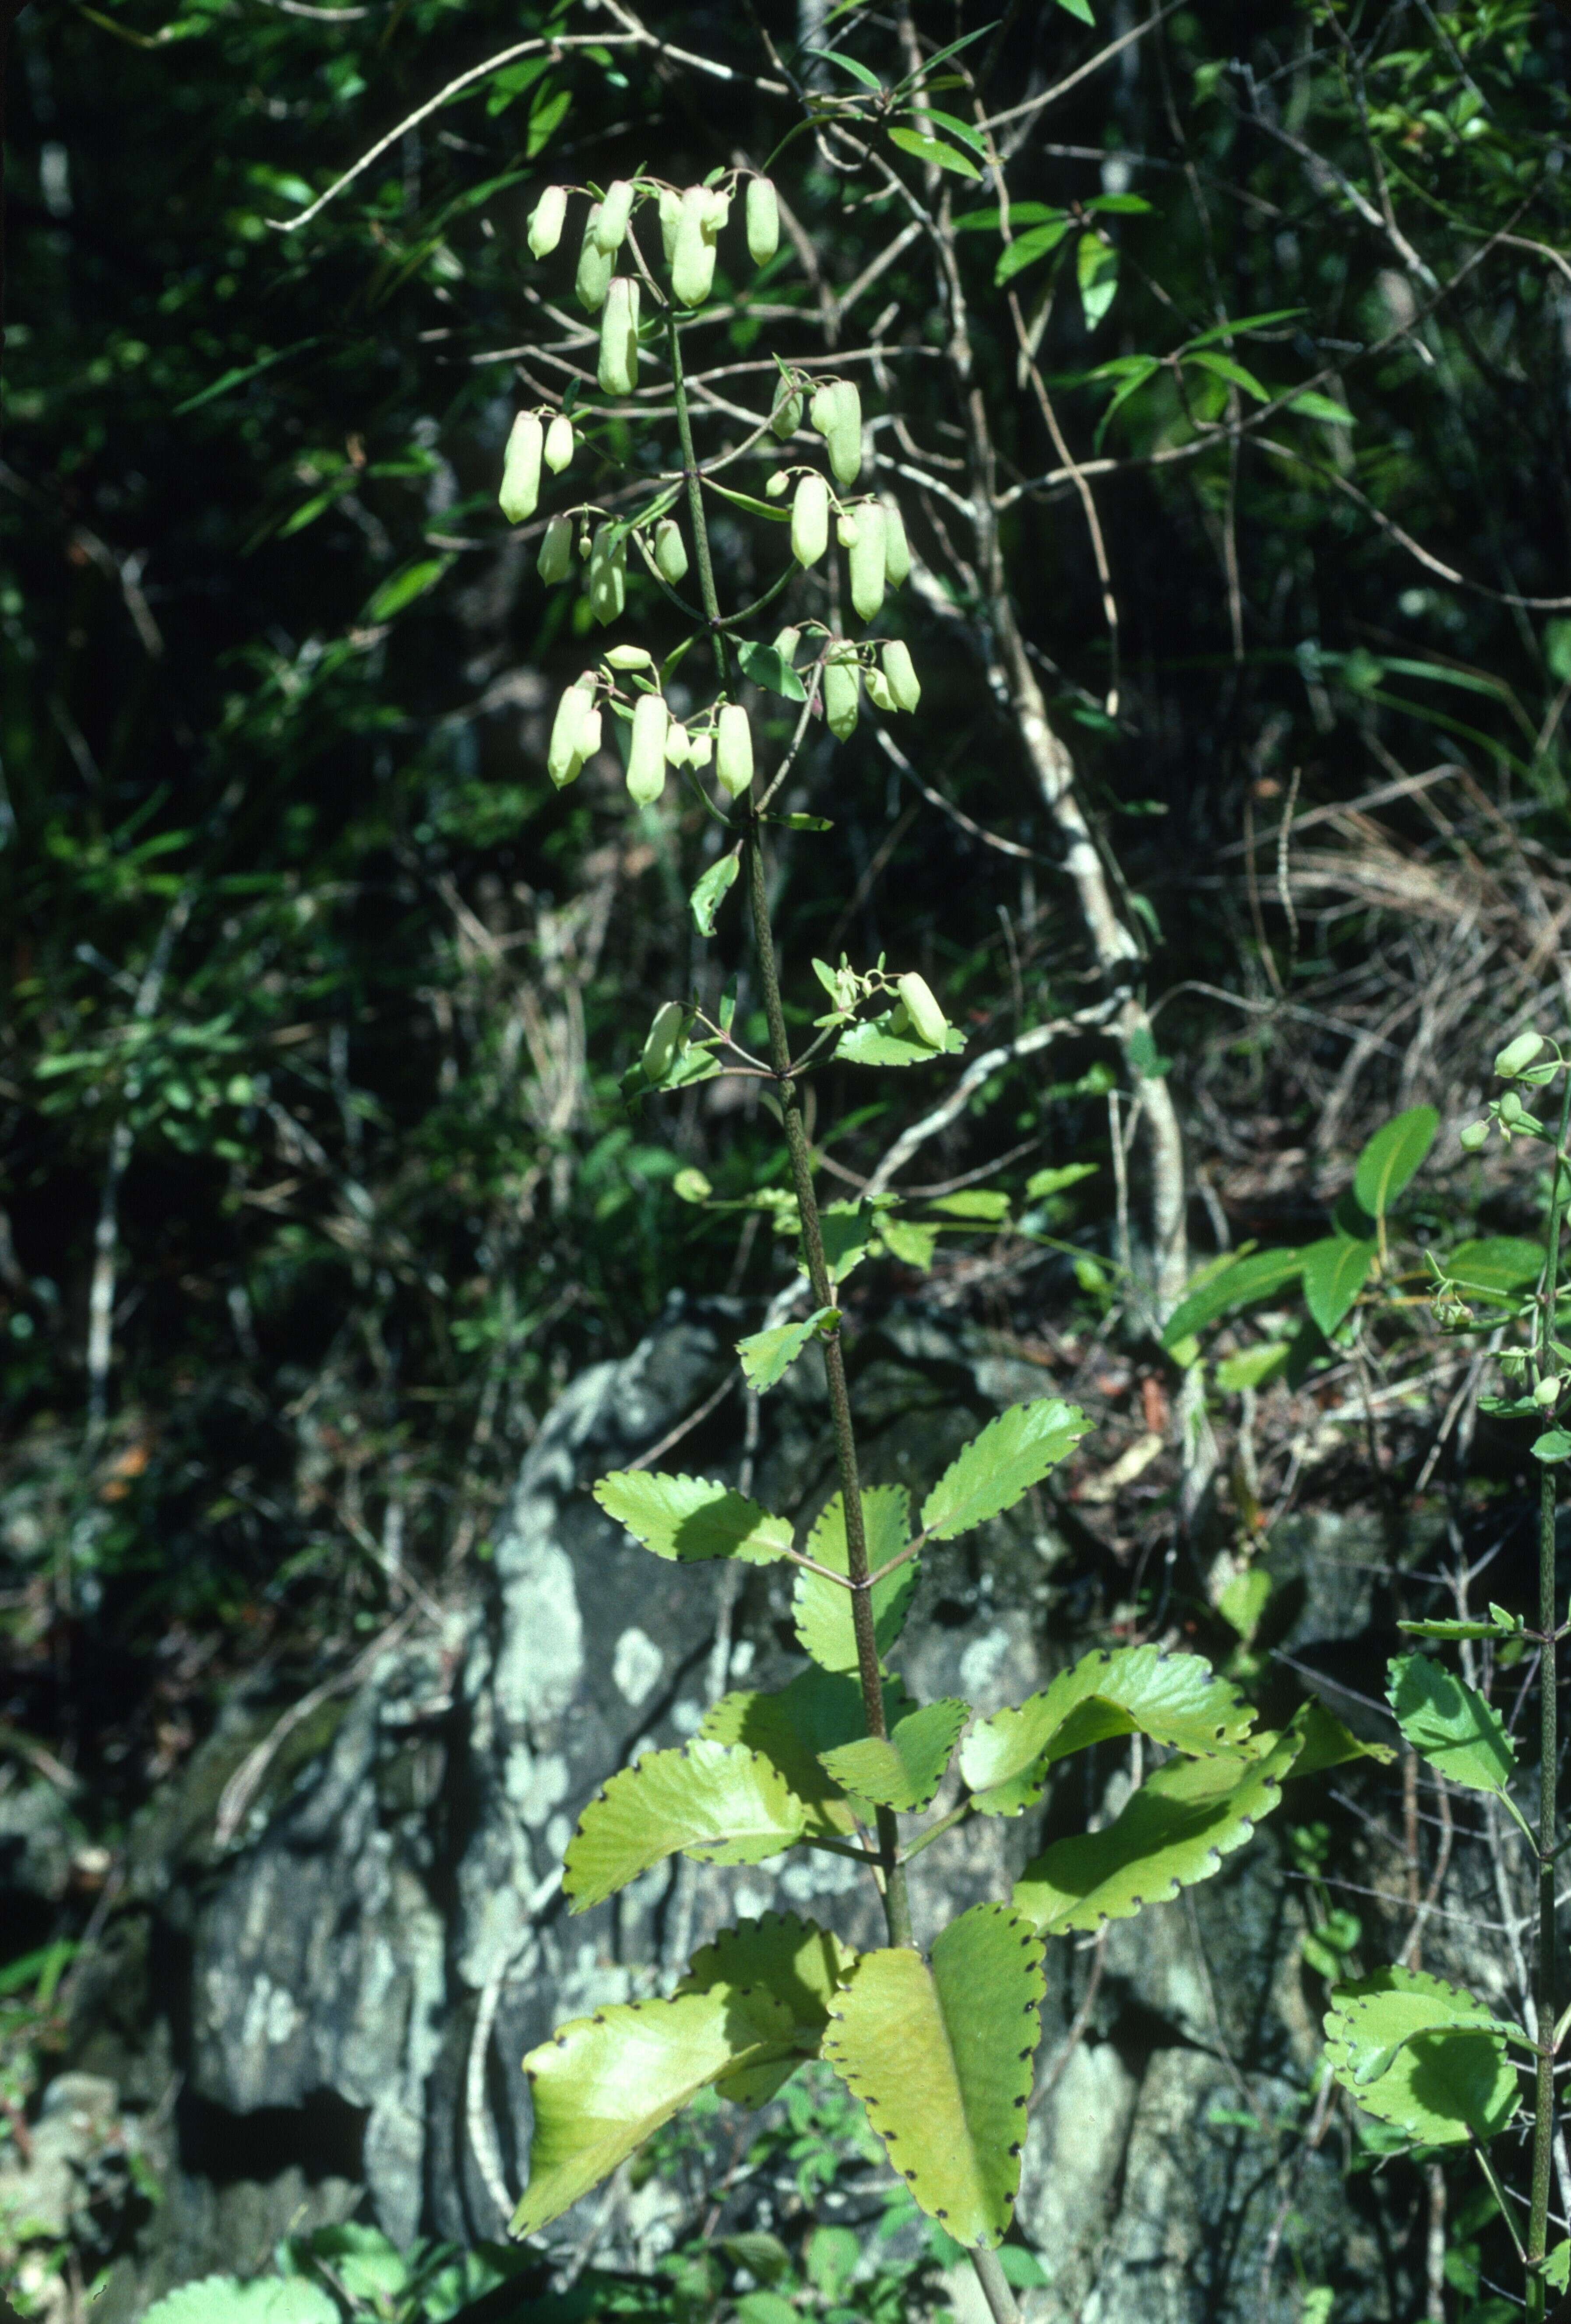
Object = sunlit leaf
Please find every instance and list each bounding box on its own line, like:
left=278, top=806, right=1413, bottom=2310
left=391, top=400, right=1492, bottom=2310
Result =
left=1387, top=1652, right=1515, bottom=1796
left=921, top=1399, right=1091, bottom=1540
left=820, top=1698, right=968, bottom=1810
left=1324, top=1968, right=1519, bottom=2146
left=824, top=1903, right=1044, bottom=2246
left=563, top=1740, right=809, bottom=1910
left=1353, top=1107, right=1437, bottom=1220
left=1300, top=1236, right=1375, bottom=1335
left=737, top=1306, right=838, bottom=1394
left=593, top=1472, right=792, bottom=1566
left=793, top=1485, right=917, bottom=1674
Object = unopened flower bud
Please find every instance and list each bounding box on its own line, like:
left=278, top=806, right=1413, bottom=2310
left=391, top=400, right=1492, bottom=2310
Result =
left=658, top=187, right=683, bottom=261
left=772, top=627, right=800, bottom=664
left=896, top=971, right=948, bottom=1050
left=642, top=1000, right=685, bottom=1083
left=587, top=524, right=626, bottom=625
left=765, top=471, right=790, bottom=499
left=594, top=179, right=635, bottom=254
left=547, top=676, right=595, bottom=787
left=791, top=473, right=829, bottom=568
left=770, top=376, right=803, bottom=439
left=528, top=185, right=567, bottom=260
left=574, top=707, right=602, bottom=768
left=1536, top=1373, right=1563, bottom=1408
left=688, top=729, right=712, bottom=768
left=671, top=184, right=718, bottom=308
left=865, top=668, right=896, bottom=713
left=881, top=495, right=911, bottom=587
left=881, top=637, right=921, bottom=712
left=1496, top=1031, right=1547, bottom=1079
left=1458, top=1120, right=1490, bottom=1152
left=812, top=379, right=862, bottom=485
left=544, top=414, right=574, bottom=474
left=537, top=512, right=574, bottom=585
left=746, top=176, right=779, bottom=266
left=604, top=644, right=652, bottom=669
left=627, top=690, right=669, bottom=804
left=849, top=503, right=887, bottom=622
left=653, top=518, right=689, bottom=586
left=1499, top=1089, right=1525, bottom=1125
left=598, top=276, right=640, bottom=396
left=665, top=720, right=691, bottom=767
left=499, top=412, right=543, bottom=523
left=823, top=654, right=860, bottom=739
left=715, top=703, right=754, bottom=799
left=575, top=205, right=613, bottom=312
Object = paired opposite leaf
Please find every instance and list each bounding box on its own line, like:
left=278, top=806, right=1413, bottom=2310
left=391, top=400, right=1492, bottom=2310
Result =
left=514, top=1985, right=795, bottom=2234
left=680, top=1912, right=857, bottom=2105
left=960, top=1645, right=1256, bottom=1817
left=823, top=1903, right=1044, bottom=2247
left=1324, top=1968, right=1519, bottom=2147
left=1353, top=1106, right=1437, bottom=1222
left=702, top=1667, right=912, bottom=1835
left=1387, top=1653, right=1516, bottom=1796
left=563, top=1740, right=808, bottom=1912
left=737, top=1306, right=838, bottom=1394
left=820, top=1699, right=968, bottom=1811
left=793, top=1486, right=916, bottom=1674
left=921, top=1399, right=1090, bottom=1541
left=1300, top=1236, right=1375, bottom=1336
left=1013, top=1730, right=1297, bottom=1937
left=594, top=1472, right=791, bottom=1566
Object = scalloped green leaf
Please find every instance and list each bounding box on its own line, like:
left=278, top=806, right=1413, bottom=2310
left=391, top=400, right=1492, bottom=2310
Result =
left=593, top=1472, right=792, bottom=1566
left=793, top=1485, right=916, bottom=1674
left=1387, top=1652, right=1515, bottom=1796
left=819, top=1699, right=968, bottom=1811
left=701, top=1668, right=912, bottom=1837
left=1300, top=1236, right=1375, bottom=1335
left=823, top=1903, right=1044, bottom=2247
left=737, top=1306, right=838, bottom=1394
left=563, top=1740, right=808, bottom=1912
left=921, top=1399, right=1091, bottom=1542
left=960, top=1645, right=1256, bottom=1817
left=1324, top=1968, right=1519, bottom=2146
left=834, top=1011, right=967, bottom=1068
left=680, top=1912, right=857, bottom=2104
left=1285, top=1698, right=1396, bottom=1780
left=514, top=1985, right=795, bottom=2235
left=1013, top=1729, right=1297, bottom=1936
left=1353, top=1106, right=1437, bottom=1221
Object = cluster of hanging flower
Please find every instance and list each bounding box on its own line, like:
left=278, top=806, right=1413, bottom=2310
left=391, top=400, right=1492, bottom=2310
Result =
left=502, top=169, right=922, bottom=813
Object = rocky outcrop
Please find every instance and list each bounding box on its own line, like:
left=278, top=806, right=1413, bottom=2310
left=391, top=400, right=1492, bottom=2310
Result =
left=53, top=1294, right=1422, bottom=2320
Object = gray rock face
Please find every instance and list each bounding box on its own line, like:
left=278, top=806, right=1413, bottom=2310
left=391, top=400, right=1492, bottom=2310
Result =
left=66, top=1294, right=1411, bottom=2318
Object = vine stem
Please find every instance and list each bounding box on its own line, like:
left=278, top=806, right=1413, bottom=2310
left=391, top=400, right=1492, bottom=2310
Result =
left=666, top=307, right=914, bottom=1954
left=1526, top=1066, right=1571, bottom=2315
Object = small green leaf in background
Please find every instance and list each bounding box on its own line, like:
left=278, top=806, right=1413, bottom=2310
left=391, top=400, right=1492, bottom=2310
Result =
left=881, top=1215, right=939, bottom=1270
left=563, top=1739, right=809, bottom=1910
left=1025, top=1162, right=1098, bottom=1200
left=1300, top=1236, right=1376, bottom=1335
left=736, top=2295, right=798, bottom=2324
left=1444, top=1236, right=1544, bottom=1302
left=1545, top=2246, right=1571, bottom=2294
left=1352, top=1106, right=1437, bottom=1220
left=1054, top=0, right=1095, bottom=22
left=927, top=1189, right=1011, bottom=1222
left=1161, top=1247, right=1304, bottom=1350
left=1300, top=1904, right=1361, bottom=1982
left=515, top=1985, right=795, bottom=2234
left=921, top=1398, right=1090, bottom=1540
left=993, top=216, right=1073, bottom=285
left=817, top=1200, right=882, bottom=1285
left=703, top=1666, right=912, bottom=1838
left=1217, top=1565, right=1273, bottom=1643
left=1288, top=389, right=1356, bottom=426
left=690, top=851, right=740, bottom=936
left=1386, top=1652, right=1516, bottom=1796
left=738, top=1305, right=838, bottom=1393
left=806, top=2223, right=862, bottom=2301
left=888, top=124, right=982, bottom=179
left=794, top=1485, right=917, bottom=1674
left=737, top=637, right=807, bottom=701
left=1186, top=350, right=1270, bottom=401
left=593, top=1471, right=792, bottom=1565
left=1077, top=234, right=1119, bottom=329
left=820, top=1697, right=968, bottom=1810
left=681, top=1910, right=857, bottom=2105
left=1013, top=1730, right=1298, bottom=1934
left=1215, top=1342, right=1290, bottom=1392
left=1532, top=1429, right=1571, bottom=1465
left=824, top=1903, right=1044, bottom=2246
left=1324, top=1967, right=1519, bottom=2145
left=143, top=2283, right=339, bottom=2324
left=363, top=554, right=452, bottom=623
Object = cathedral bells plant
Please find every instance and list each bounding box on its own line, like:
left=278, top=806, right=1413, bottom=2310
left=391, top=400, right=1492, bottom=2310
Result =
left=500, top=166, right=1374, bottom=2323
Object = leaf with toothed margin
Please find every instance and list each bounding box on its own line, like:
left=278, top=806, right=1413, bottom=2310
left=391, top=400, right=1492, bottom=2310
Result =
left=819, top=1699, right=968, bottom=1811
left=678, top=1912, right=858, bottom=2105
left=822, top=1902, right=1045, bottom=2248
left=513, top=1985, right=796, bottom=2235
left=700, top=1667, right=912, bottom=1837
left=562, top=1740, right=808, bottom=1912
left=959, top=1644, right=1258, bottom=1816
left=1012, top=1728, right=1298, bottom=1937
left=793, top=1485, right=917, bottom=1674
left=920, top=1399, right=1091, bottom=1540
left=1323, top=1967, right=1520, bottom=2146
left=592, top=1471, right=792, bottom=1566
